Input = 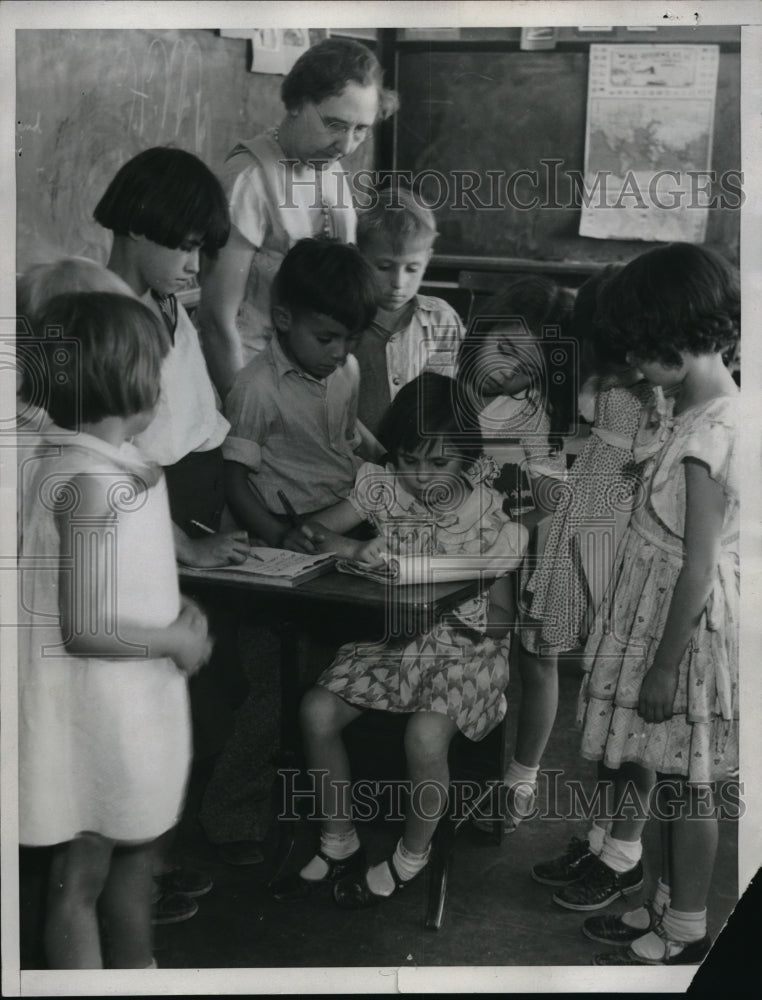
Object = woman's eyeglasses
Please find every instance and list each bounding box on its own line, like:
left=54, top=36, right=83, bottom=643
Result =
left=314, top=110, right=371, bottom=142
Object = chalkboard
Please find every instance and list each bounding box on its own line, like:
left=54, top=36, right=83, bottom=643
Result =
left=15, top=29, right=373, bottom=271
left=394, top=45, right=740, bottom=264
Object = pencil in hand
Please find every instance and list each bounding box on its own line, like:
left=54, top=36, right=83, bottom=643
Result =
left=277, top=489, right=300, bottom=527
left=276, top=489, right=320, bottom=552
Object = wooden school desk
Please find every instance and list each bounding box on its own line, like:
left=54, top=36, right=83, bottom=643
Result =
left=177, top=563, right=492, bottom=929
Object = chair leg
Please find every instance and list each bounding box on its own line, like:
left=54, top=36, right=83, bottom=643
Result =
left=267, top=818, right=298, bottom=890
left=425, top=805, right=455, bottom=931
left=266, top=757, right=300, bottom=888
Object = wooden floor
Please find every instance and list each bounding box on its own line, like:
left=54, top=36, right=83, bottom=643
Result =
left=17, top=649, right=742, bottom=991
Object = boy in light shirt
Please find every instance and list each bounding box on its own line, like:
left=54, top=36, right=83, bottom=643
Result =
left=352, top=186, right=465, bottom=436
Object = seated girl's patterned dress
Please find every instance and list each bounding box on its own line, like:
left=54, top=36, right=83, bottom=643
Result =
left=318, top=456, right=526, bottom=742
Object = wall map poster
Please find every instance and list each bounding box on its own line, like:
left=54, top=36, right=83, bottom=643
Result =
left=580, top=44, right=719, bottom=242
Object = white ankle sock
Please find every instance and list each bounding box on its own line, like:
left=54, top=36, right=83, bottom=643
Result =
left=653, top=877, right=672, bottom=914
left=621, top=877, right=671, bottom=929
left=598, top=832, right=642, bottom=874
left=661, top=905, right=707, bottom=943
left=503, top=760, right=539, bottom=820
left=587, top=821, right=608, bottom=856
left=630, top=907, right=706, bottom=963
left=365, top=839, right=430, bottom=897
left=504, top=759, right=539, bottom=789
left=299, top=827, right=360, bottom=881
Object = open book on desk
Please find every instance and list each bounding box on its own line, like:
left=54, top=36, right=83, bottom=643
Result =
left=180, top=548, right=336, bottom=588
left=336, top=552, right=522, bottom=586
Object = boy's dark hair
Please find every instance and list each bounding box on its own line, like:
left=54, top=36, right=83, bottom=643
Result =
left=93, top=147, right=230, bottom=257
left=35, top=292, right=169, bottom=429
left=597, top=243, right=740, bottom=367
left=377, top=372, right=483, bottom=468
left=356, top=186, right=437, bottom=254
left=457, top=276, right=576, bottom=447
left=281, top=37, right=398, bottom=120
left=272, top=237, right=379, bottom=334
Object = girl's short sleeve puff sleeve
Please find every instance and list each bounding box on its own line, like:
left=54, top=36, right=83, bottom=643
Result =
left=649, top=396, right=739, bottom=536
left=680, top=400, right=739, bottom=496
left=347, top=462, right=391, bottom=522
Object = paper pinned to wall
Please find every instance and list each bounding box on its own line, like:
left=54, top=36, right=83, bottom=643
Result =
left=249, top=28, right=329, bottom=75
left=219, top=28, right=329, bottom=74
left=579, top=44, right=720, bottom=242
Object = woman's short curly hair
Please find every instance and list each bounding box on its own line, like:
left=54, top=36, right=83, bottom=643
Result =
left=281, top=37, right=398, bottom=120
left=597, top=243, right=740, bottom=368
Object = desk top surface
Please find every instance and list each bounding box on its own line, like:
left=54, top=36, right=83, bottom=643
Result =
left=178, top=564, right=481, bottom=617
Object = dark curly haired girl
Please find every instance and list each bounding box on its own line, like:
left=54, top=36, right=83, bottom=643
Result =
left=556, top=243, right=740, bottom=967
left=595, top=242, right=739, bottom=368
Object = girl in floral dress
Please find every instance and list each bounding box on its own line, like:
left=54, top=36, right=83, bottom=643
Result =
left=268, top=373, right=528, bottom=906
left=555, top=244, right=740, bottom=967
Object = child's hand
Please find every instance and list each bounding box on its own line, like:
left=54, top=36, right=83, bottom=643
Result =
left=355, top=537, right=388, bottom=567
left=183, top=531, right=250, bottom=568
left=637, top=664, right=679, bottom=723
left=280, top=522, right=326, bottom=554
left=171, top=602, right=213, bottom=677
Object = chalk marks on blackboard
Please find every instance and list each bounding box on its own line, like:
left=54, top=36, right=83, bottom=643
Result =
left=115, top=36, right=211, bottom=159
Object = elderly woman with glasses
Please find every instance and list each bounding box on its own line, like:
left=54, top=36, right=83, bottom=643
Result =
left=199, top=37, right=397, bottom=396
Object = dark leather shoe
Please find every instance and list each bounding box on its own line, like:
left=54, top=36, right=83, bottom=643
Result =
left=532, top=837, right=597, bottom=887
left=333, top=855, right=424, bottom=910
left=583, top=900, right=657, bottom=944
left=553, top=857, right=644, bottom=911
left=268, top=847, right=366, bottom=902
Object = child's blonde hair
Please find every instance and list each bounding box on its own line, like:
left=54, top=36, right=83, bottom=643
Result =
left=34, top=292, right=169, bottom=430
left=356, top=186, right=437, bottom=254
left=17, top=258, right=137, bottom=404
left=18, top=257, right=134, bottom=325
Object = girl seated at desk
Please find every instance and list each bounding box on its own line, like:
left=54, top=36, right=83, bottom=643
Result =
left=270, top=372, right=527, bottom=907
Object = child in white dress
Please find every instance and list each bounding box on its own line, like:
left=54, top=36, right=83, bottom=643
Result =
left=269, top=373, right=527, bottom=906
left=18, top=292, right=212, bottom=968
left=557, top=244, right=740, bottom=966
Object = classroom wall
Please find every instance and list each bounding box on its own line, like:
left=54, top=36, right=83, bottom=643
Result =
left=15, top=29, right=373, bottom=271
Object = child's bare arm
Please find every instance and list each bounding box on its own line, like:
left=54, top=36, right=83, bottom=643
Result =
left=223, top=460, right=288, bottom=546
left=57, top=474, right=212, bottom=674
left=304, top=498, right=365, bottom=535
left=354, top=419, right=386, bottom=463
left=638, top=458, right=725, bottom=723
left=299, top=499, right=371, bottom=558
left=197, top=230, right=254, bottom=398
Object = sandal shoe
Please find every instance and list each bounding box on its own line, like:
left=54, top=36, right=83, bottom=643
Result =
left=593, top=930, right=711, bottom=965
left=471, top=781, right=538, bottom=835
left=332, top=856, right=424, bottom=910
left=268, top=846, right=366, bottom=902
left=582, top=900, right=658, bottom=945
